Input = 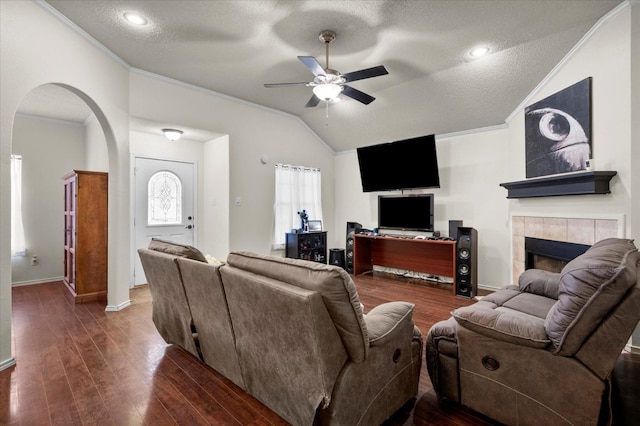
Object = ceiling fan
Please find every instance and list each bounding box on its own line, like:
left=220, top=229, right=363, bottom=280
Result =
left=264, top=30, right=389, bottom=108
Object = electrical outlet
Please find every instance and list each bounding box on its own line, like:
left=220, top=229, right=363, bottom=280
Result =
left=31, top=256, right=38, bottom=266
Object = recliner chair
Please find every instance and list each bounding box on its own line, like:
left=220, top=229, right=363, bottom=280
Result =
left=426, top=238, right=640, bottom=425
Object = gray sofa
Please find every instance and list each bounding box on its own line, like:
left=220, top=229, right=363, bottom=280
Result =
left=426, top=238, right=640, bottom=425
left=139, top=240, right=423, bottom=425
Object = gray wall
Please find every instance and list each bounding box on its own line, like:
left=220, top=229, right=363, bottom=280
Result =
left=11, top=115, right=86, bottom=285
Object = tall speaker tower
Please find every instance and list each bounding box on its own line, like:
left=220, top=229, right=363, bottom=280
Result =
left=345, top=222, right=362, bottom=274
left=455, top=227, right=478, bottom=298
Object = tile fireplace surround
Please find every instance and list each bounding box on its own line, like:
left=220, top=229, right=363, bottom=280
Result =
left=511, top=215, right=623, bottom=284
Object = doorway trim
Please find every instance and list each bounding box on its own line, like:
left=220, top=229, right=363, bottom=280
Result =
left=130, top=154, right=198, bottom=287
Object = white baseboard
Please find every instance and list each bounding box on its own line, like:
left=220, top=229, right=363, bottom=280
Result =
left=11, top=277, right=63, bottom=287
left=625, top=343, right=640, bottom=354
left=478, top=284, right=501, bottom=292
left=105, top=300, right=131, bottom=312
left=0, top=357, right=17, bottom=371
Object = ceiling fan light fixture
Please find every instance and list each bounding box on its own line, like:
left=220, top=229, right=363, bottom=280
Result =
left=313, top=84, right=343, bottom=101
left=162, top=128, right=183, bottom=141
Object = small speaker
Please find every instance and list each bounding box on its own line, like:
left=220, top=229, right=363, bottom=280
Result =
left=449, top=220, right=463, bottom=240
left=345, top=221, right=362, bottom=274
left=455, top=227, right=477, bottom=298
left=329, top=249, right=345, bottom=269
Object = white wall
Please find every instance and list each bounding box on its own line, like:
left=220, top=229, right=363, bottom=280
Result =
left=506, top=4, right=639, bottom=348
left=630, top=0, right=640, bottom=349
left=1, top=0, right=132, bottom=367
left=10, top=116, right=86, bottom=285
left=203, top=136, right=230, bottom=260
left=334, top=128, right=511, bottom=289
left=85, top=114, right=108, bottom=172
left=128, top=71, right=337, bottom=254
left=506, top=5, right=635, bottom=238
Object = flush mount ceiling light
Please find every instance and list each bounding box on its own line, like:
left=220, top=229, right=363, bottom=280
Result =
left=470, top=46, right=490, bottom=57
left=123, top=12, right=148, bottom=26
left=162, top=128, right=183, bottom=141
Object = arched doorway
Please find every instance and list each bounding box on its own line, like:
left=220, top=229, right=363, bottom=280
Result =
left=10, top=83, right=126, bottom=309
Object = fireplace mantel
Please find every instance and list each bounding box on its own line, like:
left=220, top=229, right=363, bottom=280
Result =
left=500, top=171, right=617, bottom=198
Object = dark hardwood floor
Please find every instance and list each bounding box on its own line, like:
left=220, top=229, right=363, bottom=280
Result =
left=2, top=273, right=638, bottom=425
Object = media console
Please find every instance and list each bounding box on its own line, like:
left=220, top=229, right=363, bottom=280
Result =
left=353, top=234, right=457, bottom=292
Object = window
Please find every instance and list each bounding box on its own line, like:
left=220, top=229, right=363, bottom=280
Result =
left=11, top=155, right=26, bottom=256
left=148, top=170, right=182, bottom=225
left=273, top=164, right=323, bottom=249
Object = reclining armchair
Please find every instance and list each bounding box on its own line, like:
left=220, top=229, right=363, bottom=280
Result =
left=426, top=238, right=640, bottom=425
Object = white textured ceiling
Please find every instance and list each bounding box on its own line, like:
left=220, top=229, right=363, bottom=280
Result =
left=17, top=84, right=93, bottom=124
left=21, top=0, right=623, bottom=151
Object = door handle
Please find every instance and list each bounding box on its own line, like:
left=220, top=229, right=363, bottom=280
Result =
left=185, top=225, right=193, bottom=230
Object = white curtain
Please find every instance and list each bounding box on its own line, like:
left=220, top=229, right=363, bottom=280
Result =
left=273, top=164, right=323, bottom=249
left=11, top=155, right=26, bottom=256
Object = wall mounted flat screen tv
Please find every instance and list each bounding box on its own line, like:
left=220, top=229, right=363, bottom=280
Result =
left=378, top=194, right=434, bottom=232
left=357, top=134, right=440, bottom=192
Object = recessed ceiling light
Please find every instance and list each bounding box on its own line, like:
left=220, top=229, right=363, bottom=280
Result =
left=470, top=46, right=490, bottom=57
left=123, top=12, right=148, bottom=26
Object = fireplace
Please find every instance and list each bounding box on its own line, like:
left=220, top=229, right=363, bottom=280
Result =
left=511, top=215, right=621, bottom=283
left=525, top=237, right=591, bottom=273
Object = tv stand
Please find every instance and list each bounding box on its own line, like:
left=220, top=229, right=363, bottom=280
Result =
left=354, top=234, right=457, bottom=292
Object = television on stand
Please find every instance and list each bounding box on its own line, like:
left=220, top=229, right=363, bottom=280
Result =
left=378, top=194, right=434, bottom=232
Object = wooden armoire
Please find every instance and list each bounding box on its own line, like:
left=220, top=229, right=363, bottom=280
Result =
left=63, top=170, right=108, bottom=303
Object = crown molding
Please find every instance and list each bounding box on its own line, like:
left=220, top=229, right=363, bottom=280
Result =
left=130, top=68, right=334, bottom=154
left=34, top=0, right=130, bottom=71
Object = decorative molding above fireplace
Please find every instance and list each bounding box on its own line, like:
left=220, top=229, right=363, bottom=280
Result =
left=500, top=170, right=617, bottom=198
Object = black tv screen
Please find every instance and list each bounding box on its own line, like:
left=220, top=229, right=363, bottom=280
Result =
left=378, top=194, right=434, bottom=232
left=356, top=134, right=440, bottom=192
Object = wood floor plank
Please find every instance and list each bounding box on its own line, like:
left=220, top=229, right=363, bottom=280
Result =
left=155, top=349, right=242, bottom=425
left=6, top=277, right=639, bottom=426
left=163, top=345, right=276, bottom=425
left=0, top=365, right=19, bottom=425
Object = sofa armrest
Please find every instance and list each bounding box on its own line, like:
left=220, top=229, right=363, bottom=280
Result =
left=364, top=302, right=415, bottom=347
left=519, top=268, right=560, bottom=300
left=452, top=305, right=550, bottom=349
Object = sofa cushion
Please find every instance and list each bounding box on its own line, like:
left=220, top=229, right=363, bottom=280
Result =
left=148, top=238, right=207, bottom=263
left=502, top=292, right=557, bottom=320
left=225, top=251, right=368, bottom=362
left=452, top=304, right=550, bottom=348
left=519, top=268, right=561, bottom=300
left=365, top=301, right=414, bottom=346
left=546, top=238, right=639, bottom=356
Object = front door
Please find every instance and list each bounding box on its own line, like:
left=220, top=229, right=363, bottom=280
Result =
left=133, top=157, right=196, bottom=286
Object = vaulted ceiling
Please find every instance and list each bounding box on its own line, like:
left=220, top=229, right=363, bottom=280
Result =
left=20, top=0, right=623, bottom=151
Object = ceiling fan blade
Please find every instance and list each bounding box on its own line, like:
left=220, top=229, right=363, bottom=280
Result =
left=342, top=65, right=389, bottom=82
left=264, top=82, right=310, bottom=88
left=342, top=85, right=375, bottom=105
left=298, top=56, right=325, bottom=76
left=305, top=94, right=321, bottom=108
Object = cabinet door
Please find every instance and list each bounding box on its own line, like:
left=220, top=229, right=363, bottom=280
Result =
left=63, top=179, right=76, bottom=290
